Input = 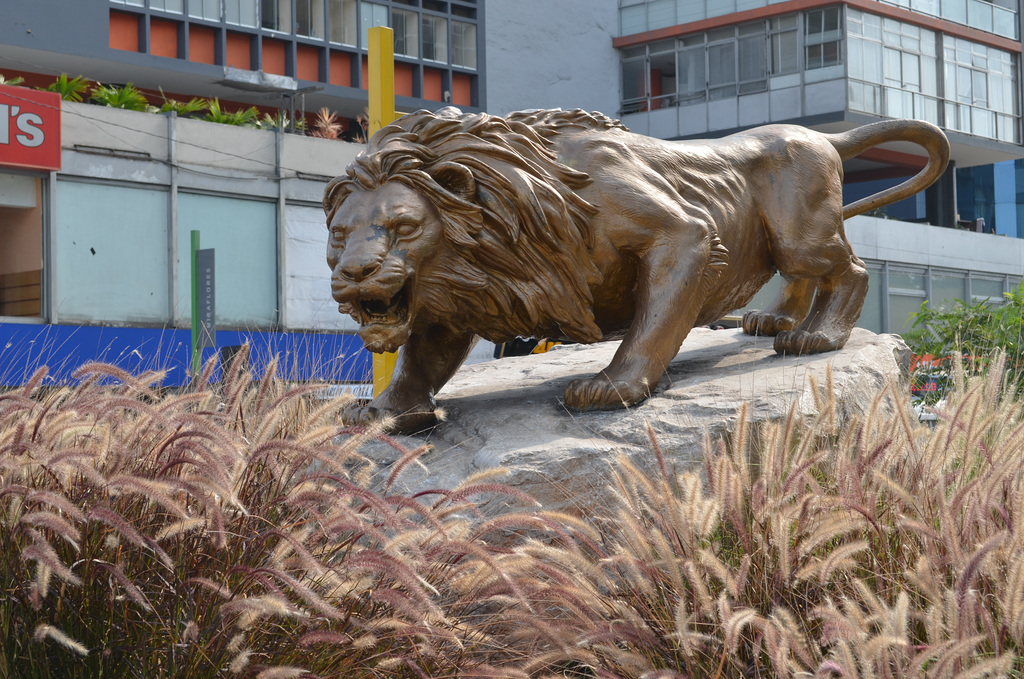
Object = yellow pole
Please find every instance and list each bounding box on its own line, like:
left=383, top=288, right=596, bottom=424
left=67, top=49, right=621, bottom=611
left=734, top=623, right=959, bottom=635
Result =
left=368, top=25, right=399, bottom=397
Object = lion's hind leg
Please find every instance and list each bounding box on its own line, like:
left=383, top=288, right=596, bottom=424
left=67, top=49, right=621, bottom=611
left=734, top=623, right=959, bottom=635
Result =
left=742, top=277, right=816, bottom=336
left=774, top=257, right=868, bottom=355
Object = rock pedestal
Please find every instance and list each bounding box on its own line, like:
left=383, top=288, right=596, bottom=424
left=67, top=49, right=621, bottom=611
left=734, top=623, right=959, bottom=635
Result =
left=362, top=328, right=910, bottom=512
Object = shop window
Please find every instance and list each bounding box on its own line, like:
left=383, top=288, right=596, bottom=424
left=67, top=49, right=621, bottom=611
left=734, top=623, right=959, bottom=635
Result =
left=422, top=14, right=448, bottom=62
left=329, top=0, right=357, bottom=44
left=176, top=194, right=277, bottom=328
left=55, top=181, right=169, bottom=324
left=225, top=0, right=258, bottom=27
left=452, top=19, right=476, bottom=69
left=297, top=0, right=325, bottom=38
left=262, top=0, right=292, bottom=32
left=394, top=8, right=419, bottom=58
left=0, top=173, right=44, bottom=319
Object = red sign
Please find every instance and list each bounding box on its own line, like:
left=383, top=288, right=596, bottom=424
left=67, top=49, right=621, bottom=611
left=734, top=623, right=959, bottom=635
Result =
left=0, top=84, right=61, bottom=171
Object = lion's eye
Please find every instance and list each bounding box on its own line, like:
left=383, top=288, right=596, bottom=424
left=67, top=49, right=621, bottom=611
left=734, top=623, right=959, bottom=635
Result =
left=395, top=222, right=420, bottom=238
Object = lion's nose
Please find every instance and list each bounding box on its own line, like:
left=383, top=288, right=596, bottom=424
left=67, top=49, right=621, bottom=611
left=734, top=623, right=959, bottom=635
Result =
left=337, top=259, right=382, bottom=283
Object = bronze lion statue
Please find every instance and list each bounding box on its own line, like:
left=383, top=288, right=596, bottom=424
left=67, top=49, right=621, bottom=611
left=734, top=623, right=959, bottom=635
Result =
left=325, top=107, right=949, bottom=433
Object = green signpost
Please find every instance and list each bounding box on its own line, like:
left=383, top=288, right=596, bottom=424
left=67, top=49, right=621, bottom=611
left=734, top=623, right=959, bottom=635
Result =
left=190, top=230, right=216, bottom=376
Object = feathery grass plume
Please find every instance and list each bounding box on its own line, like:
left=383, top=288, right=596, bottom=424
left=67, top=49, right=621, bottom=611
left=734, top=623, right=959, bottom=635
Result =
left=1, top=357, right=592, bottom=678
left=513, top=364, right=1024, bottom=678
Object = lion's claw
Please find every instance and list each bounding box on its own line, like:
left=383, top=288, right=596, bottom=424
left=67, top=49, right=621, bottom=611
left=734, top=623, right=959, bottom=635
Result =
left=564, top=375, right=650, bottom=411
left=742, top=310, right=798, bottom=336
left=774, top=330, right=840, bottom=355
left=341, top=401, right=438, bottom=434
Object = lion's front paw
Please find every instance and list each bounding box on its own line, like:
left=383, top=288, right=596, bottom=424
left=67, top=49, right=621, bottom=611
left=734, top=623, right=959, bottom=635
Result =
left=564, top=375, right=651, bottom=411
left=774, top=330, right=841, bottom=355
left=742, top=310, right=799, bottom=337
left=341, top=401, right=439, bottom=434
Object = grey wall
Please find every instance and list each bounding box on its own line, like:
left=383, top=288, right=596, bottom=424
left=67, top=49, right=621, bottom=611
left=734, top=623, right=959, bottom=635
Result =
left=484, top=0, right=620, bottom=117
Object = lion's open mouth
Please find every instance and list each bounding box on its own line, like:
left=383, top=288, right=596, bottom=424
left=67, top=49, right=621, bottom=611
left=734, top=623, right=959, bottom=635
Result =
left=355, top=287, right=409, bottom=327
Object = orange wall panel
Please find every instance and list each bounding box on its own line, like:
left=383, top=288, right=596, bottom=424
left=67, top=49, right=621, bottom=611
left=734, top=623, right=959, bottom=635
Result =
left=109, top=10, right=140, bottom=52
left=395, top=62, right=414, bottom=97
left=189, top=25, right=216, bottom=65
left=423, top=67, right=443, bottom=102
left=329, top=51, right=351, bottom=87
left=452, top=72, right=472, bottom=107
left=297, top=45, right=320, bottom=81
left=262, top=38, right=287, bottom=76
left=150, top=18, right=179, bottom=58
left=226, top=31, right=251, bottom=69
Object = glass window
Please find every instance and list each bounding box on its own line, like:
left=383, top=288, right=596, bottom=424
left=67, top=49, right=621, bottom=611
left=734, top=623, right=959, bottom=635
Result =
left=262, top=0, right=292, bottom=32
left=708, top=40, right=737, bottom=99
left=151, top=0, right=184, bottom=13
left=189, top=0, right=219, bottom=21
left=972, top=276, right=1005, bottom=300
left=931, top=272, right=966, bottom=310
left=422, top=14, right=448, bottom=62
left=622, top=54, right=647, bottom=104
left=677, top=40, right=706, bottom=101
left=329, top=0, right=356, bottom=44
left=859, top=265, right=884, bottom=333
left=55, top=181, right=169, bottom=324
left=0, top=173, right=44, bottom=319
left=769, top=15, right=798, bottom=75
left=297, top=0, right=325, bottom=38
left=804, top=7, right=842, bottom=70
left=737, top=23, right=767, bottom=93
left=176, top=194, right=278, bottom=328
left=226, top=0, right=258, bottom=26
left=452, top=20, right=476, bottom=69
left=393, top=9, right=419, bottom=58
left=112, top=0, right=145, bottom=6
left=359, top=2, right=388, bottom=48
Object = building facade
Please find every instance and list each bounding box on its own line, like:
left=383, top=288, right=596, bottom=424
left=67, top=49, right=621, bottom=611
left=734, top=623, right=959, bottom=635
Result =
left=613, top=0, right=1024, bottom=334
left=0, top=89, right=374, bottom=386
left=0, top=0, right=483, bottom=122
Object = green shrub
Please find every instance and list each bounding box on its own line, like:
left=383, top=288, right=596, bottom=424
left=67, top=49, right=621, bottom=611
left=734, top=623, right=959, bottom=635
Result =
left=905, top=282, right=1024, bottom=402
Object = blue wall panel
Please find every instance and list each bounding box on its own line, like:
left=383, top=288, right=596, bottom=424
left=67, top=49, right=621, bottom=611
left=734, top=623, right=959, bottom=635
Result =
left=0, top=324, right=371, bottom=387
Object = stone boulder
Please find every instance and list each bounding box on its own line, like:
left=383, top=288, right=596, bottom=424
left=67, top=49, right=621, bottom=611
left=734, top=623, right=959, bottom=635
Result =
left=361, top=328, right=911, bottom=512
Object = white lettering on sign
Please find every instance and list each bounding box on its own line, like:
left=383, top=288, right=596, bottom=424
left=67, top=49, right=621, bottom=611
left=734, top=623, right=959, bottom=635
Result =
left=0, top=104, right=46, bottom=148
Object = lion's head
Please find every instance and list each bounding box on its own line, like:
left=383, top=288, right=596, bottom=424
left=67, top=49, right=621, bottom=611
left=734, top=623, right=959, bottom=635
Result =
left=323, top=107, right=626, bottom=352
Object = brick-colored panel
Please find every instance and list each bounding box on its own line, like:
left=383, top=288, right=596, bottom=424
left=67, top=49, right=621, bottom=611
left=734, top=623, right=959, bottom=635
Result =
left=189, top=25, right=216, bottom=65
left=423, top=67, right=443, bottom=102
left=329, top=51, right=351, bottom=87
left=150, top=18, right=179, bottom=58
left=452, top=72, right=472, bottom=107
left=297, top=44, right=320, bottom=81
left=262, top=37, right=287, bottom=76
left=109, top=10, right=140, bottom=52
left=395, top=62, right=414, bottom=97
left=226, top=31, right=251, bottom=69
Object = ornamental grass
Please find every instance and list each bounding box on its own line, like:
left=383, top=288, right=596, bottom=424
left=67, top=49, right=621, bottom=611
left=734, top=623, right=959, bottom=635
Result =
left=2, top=348, right=1024, bottom=678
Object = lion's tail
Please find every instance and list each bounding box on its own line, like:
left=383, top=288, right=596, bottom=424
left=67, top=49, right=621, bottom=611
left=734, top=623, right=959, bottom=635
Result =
left=827, top=119, right=950, bottom=220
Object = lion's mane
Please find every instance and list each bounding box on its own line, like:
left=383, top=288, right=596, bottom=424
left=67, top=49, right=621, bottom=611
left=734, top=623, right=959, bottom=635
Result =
left=324, top=107, right=629, bottom=343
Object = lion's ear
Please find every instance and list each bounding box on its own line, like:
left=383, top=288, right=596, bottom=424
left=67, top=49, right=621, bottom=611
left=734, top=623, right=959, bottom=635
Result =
left=430, top=161, right=476, bottom=202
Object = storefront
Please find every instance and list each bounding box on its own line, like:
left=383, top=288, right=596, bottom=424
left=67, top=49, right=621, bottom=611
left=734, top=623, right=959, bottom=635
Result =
left=0, top=85, right=370, bottom=387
